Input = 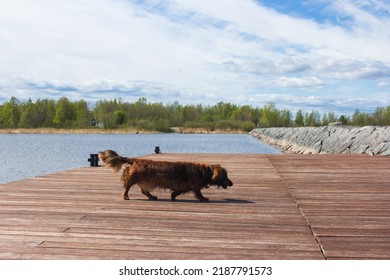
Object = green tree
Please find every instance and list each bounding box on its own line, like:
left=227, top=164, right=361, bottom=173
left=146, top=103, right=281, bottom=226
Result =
left=2, top=96, right=390, bottom=130
left=74, top=100, right=91, bottom=128
left=259, top=102, right=291, bottom=127
left=294, top=110, right=304, bottom=126
left=352, top=109, right=370, bottom=126
left=114, top=109, right=126, bottom=126
left=166, top=101, right=184, bottom=127
left=182, top=105, right=201, bottom=122
left=372, top=107, right=390, bottom=126
left=0, top=97, right=20, bottom=128
left=305, top=110, right=321, bottom=126
left=279, top=109, right=292, bottom=127
left=94, top=99, right=121, bottom=128
left=19, top=98, right=34, bottom=128
left=42, top=99, right=56, bottom=127
left=321, top=111, right=338, bottom=125
left=232, top=105, right=253, bottom=122
left=338, top=115, right=349, bottom=125
left=384, top=106, right=390, bottom=125
left=53, top=97, right=75, bottom=128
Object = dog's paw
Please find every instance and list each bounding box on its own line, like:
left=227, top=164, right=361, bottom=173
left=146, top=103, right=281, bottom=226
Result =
left=148, top=196, right=158, bottom=201
left=122, top=196, right=130, bottom=200
left=199, top=197, right=209, bottom=202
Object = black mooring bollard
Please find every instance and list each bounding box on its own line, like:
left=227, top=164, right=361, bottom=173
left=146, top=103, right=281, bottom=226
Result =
left=154, top=146, right=160, bottom=154
left=88, top=154, right=99, bottom=167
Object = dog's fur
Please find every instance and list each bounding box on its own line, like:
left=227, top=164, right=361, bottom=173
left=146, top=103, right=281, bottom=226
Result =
left=98, top=150, right=233, bottom=202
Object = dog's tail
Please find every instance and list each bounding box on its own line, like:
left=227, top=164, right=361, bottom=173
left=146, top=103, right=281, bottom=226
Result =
left=98, top=150, right=134, bottom=172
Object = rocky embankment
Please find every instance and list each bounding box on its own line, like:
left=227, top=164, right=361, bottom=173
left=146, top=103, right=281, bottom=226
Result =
left=250, top=125, right=390, bottom=156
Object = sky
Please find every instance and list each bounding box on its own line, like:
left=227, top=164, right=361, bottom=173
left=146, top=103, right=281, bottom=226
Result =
left=0, top=0, right=390, bottom=115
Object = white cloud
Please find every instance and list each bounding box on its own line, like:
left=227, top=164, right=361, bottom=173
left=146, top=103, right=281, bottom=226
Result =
left=0, top=0, right=389, bottom=114
left=312, top=58, right=390, bottom=80
left=274, top=76, right=324, bottom=88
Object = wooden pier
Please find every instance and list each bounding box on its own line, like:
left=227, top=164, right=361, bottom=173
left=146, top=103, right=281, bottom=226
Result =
left=0, top=153, right=389, bottom=260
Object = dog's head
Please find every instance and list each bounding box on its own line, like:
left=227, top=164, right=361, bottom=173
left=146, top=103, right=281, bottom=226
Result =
left=209, top=165, right=233, bottom=189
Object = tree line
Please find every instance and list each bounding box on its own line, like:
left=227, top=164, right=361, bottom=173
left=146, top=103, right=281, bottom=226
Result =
left=1, top=96, right=389, bottom=132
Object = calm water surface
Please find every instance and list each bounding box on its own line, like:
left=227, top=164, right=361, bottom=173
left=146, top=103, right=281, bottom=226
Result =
left=0, top=133, right=280, bottom=183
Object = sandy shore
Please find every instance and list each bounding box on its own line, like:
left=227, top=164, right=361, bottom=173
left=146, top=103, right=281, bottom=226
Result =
left=0, top=128, right=145, bottom=134
left=0, top=127, right=248, bottom=134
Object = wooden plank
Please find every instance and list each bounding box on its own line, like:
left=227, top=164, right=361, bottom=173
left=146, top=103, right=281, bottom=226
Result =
left=0, top=153, right=323, bottom=260
left=1, top=153, right=389, bottom=259
left=268, top=154, right=390, bottom=260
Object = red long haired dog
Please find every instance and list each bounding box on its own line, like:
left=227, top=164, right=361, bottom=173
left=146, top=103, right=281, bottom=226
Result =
left=99, top=150, right=233, bottom=202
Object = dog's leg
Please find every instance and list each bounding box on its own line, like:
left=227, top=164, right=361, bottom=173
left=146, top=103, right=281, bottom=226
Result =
left=193, top=188, right=209, bottom=202
left=171, top=191, right=182, bottom=201
left=141, top=190, right=158, bottom=201
left=122, top=178, right=137, bottom=200
left=122, top=182, right=131, bottom=200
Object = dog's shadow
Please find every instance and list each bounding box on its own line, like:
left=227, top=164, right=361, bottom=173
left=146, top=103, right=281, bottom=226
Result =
left=220, top=198, right=255, bottom=204
left=135, top=198, right=255, bottom=204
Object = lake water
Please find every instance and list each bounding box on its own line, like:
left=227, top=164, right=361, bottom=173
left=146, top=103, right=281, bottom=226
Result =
left=0, top=133, right=281, bottom=183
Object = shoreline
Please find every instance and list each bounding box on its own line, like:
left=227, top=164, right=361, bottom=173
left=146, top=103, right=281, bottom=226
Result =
left=0, top=127, right=248, bottom=134
left=250, top=125, right=390, bottom=156
left=0, top=128, right=145, bottom=134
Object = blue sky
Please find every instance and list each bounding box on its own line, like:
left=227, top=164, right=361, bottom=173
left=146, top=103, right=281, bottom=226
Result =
left=1, top=0, right=389, bottom=115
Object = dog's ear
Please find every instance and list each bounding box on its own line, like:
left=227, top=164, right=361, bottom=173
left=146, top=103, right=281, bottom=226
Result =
left=210, top=165, right=233, bottom=188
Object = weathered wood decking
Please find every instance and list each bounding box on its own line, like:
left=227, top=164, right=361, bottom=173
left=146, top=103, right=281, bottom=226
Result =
left=0, top=154, right=389, bottom=260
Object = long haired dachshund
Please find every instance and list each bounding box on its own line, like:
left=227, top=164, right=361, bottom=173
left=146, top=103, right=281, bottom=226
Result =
left=98, top=150, right=233, bottom=202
